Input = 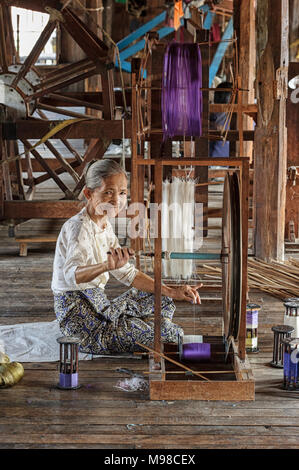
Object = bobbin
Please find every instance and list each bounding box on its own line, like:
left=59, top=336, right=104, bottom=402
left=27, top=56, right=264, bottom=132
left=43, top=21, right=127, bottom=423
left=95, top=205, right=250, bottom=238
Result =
left=178, top=333, right=211, bottom=363
left=284, top=301, right=299, bottom=317
left=246, top=303, right=261, bottom=353
left=270, top=324, right=294, bottom=368
left=56, top=336, right=81, bottom=390
left=283, top=300, right=299, bottom=338
left=284, top=297, right=299, bottom=303
left=281, top=337, right=299, bottom=391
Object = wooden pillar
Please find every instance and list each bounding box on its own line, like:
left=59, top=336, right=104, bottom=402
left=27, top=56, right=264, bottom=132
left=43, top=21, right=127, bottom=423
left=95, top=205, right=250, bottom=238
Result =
left=195, top=29, right=209, bottom=238
left=234, top=0, right=256, bottom=161
left=154, top=159, right=163, bottom=361
left=130, top=58, right=141, bottom=265
left=254, top=0, right=289, bottom=262
left=285, top=62, right=299, bottom=240
left=289, top=0, right=299, bottom=62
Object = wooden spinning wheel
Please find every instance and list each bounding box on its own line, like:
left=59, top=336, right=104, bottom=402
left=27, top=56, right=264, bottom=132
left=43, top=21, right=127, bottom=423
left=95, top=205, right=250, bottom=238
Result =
left=222, top=171, right=242, bottom=342
left=0, top=3, right=113, bottom=121
left=0, top=1, right=118, bottom=218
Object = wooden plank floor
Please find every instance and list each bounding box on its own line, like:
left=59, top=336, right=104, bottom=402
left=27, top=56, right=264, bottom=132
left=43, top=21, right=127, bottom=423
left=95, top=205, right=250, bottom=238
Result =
left=0, top=244, right=299, bottom=450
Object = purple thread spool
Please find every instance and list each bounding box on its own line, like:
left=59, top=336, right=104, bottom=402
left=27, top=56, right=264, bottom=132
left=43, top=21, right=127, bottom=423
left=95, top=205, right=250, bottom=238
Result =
left=181, top=342, right=211, bottom=362
left=178, top=334, right=211, bottom=363
left=281, top=337, right=299, bottom=390
left=57, top=336, right=81, bottom=390
left=270, top=325, right=294, bottom=368
left=162, top=42, right=203, bottom=140
left=246, top=303, right=261, bottom=353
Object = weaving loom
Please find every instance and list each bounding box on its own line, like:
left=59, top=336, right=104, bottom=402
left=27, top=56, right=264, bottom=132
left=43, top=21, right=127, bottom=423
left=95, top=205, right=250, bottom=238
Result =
left=130, top=34, right=254, bottom=400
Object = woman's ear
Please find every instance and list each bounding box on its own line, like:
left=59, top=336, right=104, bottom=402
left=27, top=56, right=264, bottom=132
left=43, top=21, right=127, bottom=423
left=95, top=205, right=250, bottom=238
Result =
left=83, top=187, right=92, bottom=200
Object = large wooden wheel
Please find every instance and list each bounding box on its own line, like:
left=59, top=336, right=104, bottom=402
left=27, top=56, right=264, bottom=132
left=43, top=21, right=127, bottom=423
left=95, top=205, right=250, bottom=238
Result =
left=0, top=2, right=116, bottom=209
left=221, top=171, right=242, bottom=341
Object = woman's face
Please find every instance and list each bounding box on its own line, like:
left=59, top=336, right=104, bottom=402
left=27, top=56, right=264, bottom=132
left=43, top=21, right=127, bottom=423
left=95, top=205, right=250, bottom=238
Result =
left=84, top=173, right=128, bottom=218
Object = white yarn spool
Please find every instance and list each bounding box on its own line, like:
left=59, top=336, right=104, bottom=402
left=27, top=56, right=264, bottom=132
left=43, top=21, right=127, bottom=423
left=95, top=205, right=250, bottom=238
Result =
left=183, top=335, right=203, bottom=345
left=284, top=301, right=299, bottom=337
left=162, top=177, right=195, bottom=279
left=284, top=316, right=299, bottom=337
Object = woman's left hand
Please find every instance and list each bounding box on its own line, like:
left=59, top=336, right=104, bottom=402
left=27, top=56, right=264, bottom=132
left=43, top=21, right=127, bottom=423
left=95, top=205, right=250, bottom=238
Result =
left=169, top=283, right=203, bottom=304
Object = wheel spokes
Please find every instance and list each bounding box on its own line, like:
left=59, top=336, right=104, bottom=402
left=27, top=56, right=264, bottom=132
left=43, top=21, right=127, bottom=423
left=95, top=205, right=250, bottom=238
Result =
left=12, top=18, right=57, bottom=87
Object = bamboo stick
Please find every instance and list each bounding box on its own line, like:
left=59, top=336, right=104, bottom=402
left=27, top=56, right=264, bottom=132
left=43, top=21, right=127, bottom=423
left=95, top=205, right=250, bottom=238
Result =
left=135, top=342, right=211, bottom=382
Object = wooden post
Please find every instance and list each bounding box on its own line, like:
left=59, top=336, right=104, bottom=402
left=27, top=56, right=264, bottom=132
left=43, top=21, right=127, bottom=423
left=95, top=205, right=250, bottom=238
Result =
left=154, top=159, right=163, bottom=363
left=254, top=0, right=289, bottom=262
left=195, top=29, right=210, bottom=238
left=285, top=62, right=299, bottom=240
left=130, top=58, right=141, bottom=267
left=234, top=0, right=256, bottom=161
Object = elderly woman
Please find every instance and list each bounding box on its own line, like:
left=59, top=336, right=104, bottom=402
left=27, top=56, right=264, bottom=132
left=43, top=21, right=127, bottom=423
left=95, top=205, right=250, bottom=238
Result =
left=51, top=160, right=202, bottom=355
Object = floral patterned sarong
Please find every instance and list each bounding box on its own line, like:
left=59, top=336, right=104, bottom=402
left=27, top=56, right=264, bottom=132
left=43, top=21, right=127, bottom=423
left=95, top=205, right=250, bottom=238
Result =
left=54, top=287, right=183, bottom=355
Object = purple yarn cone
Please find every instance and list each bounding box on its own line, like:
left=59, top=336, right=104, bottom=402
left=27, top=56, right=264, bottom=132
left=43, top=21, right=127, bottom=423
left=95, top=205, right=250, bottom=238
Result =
left=162, top=42, right=203, bottom=140
left=182, top=343, right=211, bottom=362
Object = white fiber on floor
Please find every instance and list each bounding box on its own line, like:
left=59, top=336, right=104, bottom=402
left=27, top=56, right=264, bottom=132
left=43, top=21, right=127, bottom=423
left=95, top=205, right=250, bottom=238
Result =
left=0, top=320, right=95, bottom=362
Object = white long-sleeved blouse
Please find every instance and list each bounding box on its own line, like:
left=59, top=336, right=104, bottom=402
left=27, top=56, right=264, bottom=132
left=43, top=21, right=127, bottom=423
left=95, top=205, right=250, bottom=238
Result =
left=51, top=207, right=138, bottom=295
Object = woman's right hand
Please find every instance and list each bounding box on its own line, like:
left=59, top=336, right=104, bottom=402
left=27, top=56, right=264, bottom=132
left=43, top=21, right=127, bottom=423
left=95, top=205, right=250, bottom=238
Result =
left=106, top=247, right=135, bottom=271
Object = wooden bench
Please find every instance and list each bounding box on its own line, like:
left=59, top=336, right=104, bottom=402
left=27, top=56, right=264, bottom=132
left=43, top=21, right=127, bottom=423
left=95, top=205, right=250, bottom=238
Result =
left=15, top=235, right=58, bottom=256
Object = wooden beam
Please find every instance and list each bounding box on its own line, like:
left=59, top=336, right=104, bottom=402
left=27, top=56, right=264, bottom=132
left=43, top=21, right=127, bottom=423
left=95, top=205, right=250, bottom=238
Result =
left=2, top=120, right=132, bottom=140
left=60, top=7, right=108, bottom=62
left=3, top=200, right=84, bottom=219
left=148, top=130, right=255, bottom=141
left=254, top=0, right=289, bottom=262
left=40, top=90, right=130, bottom=108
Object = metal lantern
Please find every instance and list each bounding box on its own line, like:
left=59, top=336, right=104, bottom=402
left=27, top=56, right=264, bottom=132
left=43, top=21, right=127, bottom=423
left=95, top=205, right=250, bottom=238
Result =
left=56, top=336, right=81, bottom=390
left=246, top=303, right=261, bottom=353
left=270, top=325, right=294, bottom=368
left=281, top=337, right=299, bottom=391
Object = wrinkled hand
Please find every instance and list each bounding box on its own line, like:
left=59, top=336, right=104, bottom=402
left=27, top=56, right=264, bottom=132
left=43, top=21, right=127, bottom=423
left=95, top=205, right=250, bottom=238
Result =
left=106, top=247, right=135, bottom=271
left=171, top=283, right=203, bottom=304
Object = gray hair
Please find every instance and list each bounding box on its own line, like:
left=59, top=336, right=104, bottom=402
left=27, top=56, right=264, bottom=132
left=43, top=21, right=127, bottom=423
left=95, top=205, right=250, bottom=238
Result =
left=84, top=159, right=127, bottom=190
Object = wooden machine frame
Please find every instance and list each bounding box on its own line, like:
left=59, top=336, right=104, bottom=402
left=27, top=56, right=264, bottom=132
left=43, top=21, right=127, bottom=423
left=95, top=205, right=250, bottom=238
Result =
left=129, top=26, right=255, bottom=400
left=0, top=0, right=125, bottom=225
